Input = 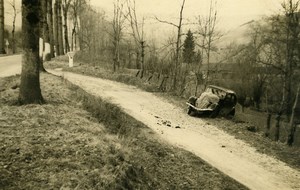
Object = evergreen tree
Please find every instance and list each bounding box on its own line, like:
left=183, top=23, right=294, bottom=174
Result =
left=182, top=29, right=195, bottom=63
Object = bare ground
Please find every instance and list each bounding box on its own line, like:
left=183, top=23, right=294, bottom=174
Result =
left=49, top=69, right=300, bottom=190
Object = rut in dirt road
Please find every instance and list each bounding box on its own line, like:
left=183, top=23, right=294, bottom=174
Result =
left=50, top=70, right=300, bottom=190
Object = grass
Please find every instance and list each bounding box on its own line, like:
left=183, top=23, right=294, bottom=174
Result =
left=0, top=73, right=247, bottom=189
left=46, top=58, right=162, bottom=93
left=45, top=57, right=300, bottom=171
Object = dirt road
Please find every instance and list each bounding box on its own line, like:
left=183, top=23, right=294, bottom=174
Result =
left=0, top=55, right=22, bottom=77
left=50, top=70, right=300, bottom=190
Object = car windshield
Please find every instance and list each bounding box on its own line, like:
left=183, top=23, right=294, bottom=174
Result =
left=206, top=87, right=226, bottom=99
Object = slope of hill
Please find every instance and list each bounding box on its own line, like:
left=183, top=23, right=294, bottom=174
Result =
left=218, top=20, right=255, bottom=47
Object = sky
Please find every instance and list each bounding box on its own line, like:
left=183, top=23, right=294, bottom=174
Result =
left=4, top=0, right=22, bottom=29
left=3, top=0, right=284, bottom=45
left=90, top=0, right=283, bottom=30
left=4, top=0, right=283, bottom=30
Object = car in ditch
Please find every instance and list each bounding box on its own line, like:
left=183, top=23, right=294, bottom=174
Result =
left=186, top=85, right=237, bottom=118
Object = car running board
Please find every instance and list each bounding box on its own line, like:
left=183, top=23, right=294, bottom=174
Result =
left=186, top=102, right=214, bottom=112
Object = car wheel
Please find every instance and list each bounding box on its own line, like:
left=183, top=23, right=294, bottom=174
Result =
left=227, top=108, right=235, bottom=119
left=209, top=110, right=219, bottom=118
left=187, top=107, right=193, bottom=115
left=209, top=106, right=220, bottom=118
left=209, top=110, right=218, bottom=118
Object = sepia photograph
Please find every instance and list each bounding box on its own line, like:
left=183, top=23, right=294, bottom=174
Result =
left=0, top=0, right=299, bottom=189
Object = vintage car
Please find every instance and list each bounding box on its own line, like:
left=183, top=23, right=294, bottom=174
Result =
left=186, top=85, right=237, bottom=118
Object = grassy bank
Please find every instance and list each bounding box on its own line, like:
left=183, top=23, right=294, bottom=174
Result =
left=0, top=74, right=247, bottom=189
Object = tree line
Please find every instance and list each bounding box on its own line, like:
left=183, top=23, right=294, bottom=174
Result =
left=222, top=0, right=300, bottom=145
left=0, top=0, right=87, bottom=104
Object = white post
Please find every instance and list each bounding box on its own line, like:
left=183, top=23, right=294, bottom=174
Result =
left=5, top=40, right=9, bottom=54
left=67, top=52, right=75, bottom=67
left=39, top=38, right=43, bottom=58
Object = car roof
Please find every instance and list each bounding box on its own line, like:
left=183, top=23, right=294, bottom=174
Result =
left=207, top=85, right=236, bottom=94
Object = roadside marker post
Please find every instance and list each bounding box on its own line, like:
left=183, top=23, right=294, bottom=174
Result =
left=67, top=52, right=75, bottom=67
left=5, top=40, right=9, bottom=54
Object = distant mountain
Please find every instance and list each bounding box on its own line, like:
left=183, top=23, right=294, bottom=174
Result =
left=218, top=20, right=255, bottom=47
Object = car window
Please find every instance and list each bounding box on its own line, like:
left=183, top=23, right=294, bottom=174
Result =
left=206, top=88, right=212, bottom=93
left=219, top=91, right=226, bottom=99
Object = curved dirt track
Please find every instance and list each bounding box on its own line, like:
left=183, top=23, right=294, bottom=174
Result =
left=50, top=70, right=300, bottom=190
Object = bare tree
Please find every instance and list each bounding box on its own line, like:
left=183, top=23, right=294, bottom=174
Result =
left=77, top=4, right=108, bottom=62
left=69, top=0, right=85, bottom=51
left=47, top=0, right=55, bottom=57
left=19, top=0, right=44, bottom=104
left=0, top=0, right=5, bottom=54
left=287, top=84, right=299, bottom=145
left=53, top=0, right=59, bottom=55
left=235, top=1, right=300, bottom=142
left=62, top=0, right=72, bottom=53
left=273, top=0, right=300, bottom=141
left=8, top=0, right=20, bottom=54
left=38, top=0, right=49, bottom=72
left=42, top=0, right=53, bottom=61
left=155, top=0, right=186, bottom=90
left=196, top=0, right=221, bottom=87
left=127, top=0, right=146, bottom=78
left=282, top=0, right=300, bottom=119
left=57, top=0, right=64, bottom=55
left=54, top=0, right=64, bottom=55
left=111, top=0, right=126, bottom=72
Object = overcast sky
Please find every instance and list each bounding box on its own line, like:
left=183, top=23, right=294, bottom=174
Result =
left=4, top=0, right=284, bottom=43
left=4, top=0, right=283, bottom=30
left=90, top=0, right=283, bottom=30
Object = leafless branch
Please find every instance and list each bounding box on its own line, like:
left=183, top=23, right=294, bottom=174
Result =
left=154, top=16, right=178, bottom=28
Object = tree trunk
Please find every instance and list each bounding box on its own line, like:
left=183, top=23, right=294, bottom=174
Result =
left=42, top=0, right=51, bottom=61
left=205, top=44, right=211, bottom=88
left=284, top=6, right=299, bottom=121
left=19, top=0, right=44, bottom=104
left=274, top=113, right=281, bottom=142
left=159, top=76, right=169, bottom=92
left=136, top=51, right=140, bottom=69
left=78, top=18, right=83, bottom=51
left=0, top=0, right=5, bottom=54
left=12, top=18, right=16, bottom=54
left=265, top=87, right=271, bottom=138
left=172, top=0, right=185, bottom=91
left=47, top=0, right=55, bottom=58
left=53, top=1, right=59, bottom=56
left=57, top=0, right=64, bottom=55
left=63, top=7, right=70, bottom=53
left=265, top=113, right=272, bottom=138
left=71, top=16, right=77, bottom=51
left=140, top=41, right=145, bottom=78
left=70, top=0, right=82, bottom=51
left=39, top=0, right=49, bottom=72
left=275, top=72, right=287, bottom=141
left=113, top=37, right=119, bottom=72
left=287, top=85, right=299, bottom=146
left=285, top=42, right=292, bottom=119
left=11, top=0, right=17, bottom=54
